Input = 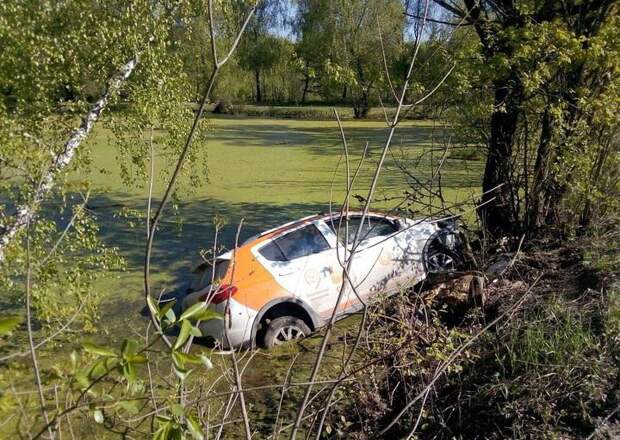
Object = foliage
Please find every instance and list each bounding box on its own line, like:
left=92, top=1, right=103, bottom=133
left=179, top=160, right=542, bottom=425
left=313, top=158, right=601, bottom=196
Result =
left=432, top=0, right=620, bottom=235
left=331, top=243, right=619, bottom=439
left=295, top=0, right=407, bottom=117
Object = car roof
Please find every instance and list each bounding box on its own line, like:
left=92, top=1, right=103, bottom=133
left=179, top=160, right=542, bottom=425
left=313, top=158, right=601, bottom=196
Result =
left=247, top=211, right=400, bottom=243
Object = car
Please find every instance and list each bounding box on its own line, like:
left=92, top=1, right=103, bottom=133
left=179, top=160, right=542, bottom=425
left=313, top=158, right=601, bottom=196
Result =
left=181, top=211, right=462, bottom=348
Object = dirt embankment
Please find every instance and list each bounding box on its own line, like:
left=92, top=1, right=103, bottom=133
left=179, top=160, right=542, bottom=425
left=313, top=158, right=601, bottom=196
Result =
left=329, top=235, right=619, bottom=439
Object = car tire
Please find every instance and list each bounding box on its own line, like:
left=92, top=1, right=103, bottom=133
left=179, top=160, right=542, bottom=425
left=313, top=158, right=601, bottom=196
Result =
left=423, top=230, right=463, bottom=274
left=263, top=316, right=310, bottom=348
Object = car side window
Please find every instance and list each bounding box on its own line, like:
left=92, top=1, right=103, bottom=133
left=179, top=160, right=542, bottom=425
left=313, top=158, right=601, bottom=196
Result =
left=258, top=241, right=287, bottom=261
left=364, top=218, right=399, bottom=239
left=327, top=216, right=398, bottom=244
left=261, top=224, right=330, bottom=261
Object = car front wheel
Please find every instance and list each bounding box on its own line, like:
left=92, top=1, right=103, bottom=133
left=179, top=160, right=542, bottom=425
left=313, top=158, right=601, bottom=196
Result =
left=423, top=230, right=463, bottom=274
left=263, top=316, right=310, bottom=348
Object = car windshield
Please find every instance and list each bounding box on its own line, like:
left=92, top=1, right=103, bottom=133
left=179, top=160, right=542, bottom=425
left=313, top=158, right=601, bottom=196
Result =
left=326, top=216, right=398, bottom=244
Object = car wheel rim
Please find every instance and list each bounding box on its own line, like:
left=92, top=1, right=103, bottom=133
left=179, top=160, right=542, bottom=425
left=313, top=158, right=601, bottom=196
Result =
left=274, top=325, right=306, bottom=345
left=427, top=253, right=455, bottom=272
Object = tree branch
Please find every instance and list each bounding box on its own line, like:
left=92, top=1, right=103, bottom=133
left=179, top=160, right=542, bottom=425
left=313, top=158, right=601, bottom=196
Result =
left=0, top=55, right=139, bottom=264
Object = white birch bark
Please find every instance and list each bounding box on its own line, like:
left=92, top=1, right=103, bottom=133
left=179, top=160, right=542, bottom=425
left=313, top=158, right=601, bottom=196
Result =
left=0, top=56, right=139, bottom=263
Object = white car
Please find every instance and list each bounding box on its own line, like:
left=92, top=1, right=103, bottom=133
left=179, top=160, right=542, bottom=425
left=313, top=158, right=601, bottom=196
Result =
left=182, top=212, right=461, bottom=348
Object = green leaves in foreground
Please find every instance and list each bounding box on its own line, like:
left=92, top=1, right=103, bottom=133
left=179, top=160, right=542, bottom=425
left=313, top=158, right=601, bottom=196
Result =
left=0, top=315, right=22, bottom=335
left=79, top=338, right=146, bottom=386
left=179, top=302, right=223, bottom=322
left=153, top=411, right=204, bottom=440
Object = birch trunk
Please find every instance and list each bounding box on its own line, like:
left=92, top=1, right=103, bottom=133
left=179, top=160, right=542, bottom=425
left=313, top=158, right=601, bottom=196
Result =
left=0, top=56, right=139, bottom=263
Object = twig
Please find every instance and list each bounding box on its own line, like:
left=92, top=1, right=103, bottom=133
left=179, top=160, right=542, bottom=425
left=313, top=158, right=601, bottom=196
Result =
left=25, top=227, right=54, bottom=439
left=224, top=220, right=252, bottom=440
left=143, top=0, right=256, bottom=348
left=379, top=273, right=542, bottom=435
left=289, top=3, right=431, bottom=436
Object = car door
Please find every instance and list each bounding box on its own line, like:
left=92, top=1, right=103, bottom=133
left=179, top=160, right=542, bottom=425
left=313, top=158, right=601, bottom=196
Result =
left=326, top=215, right=402, bottom=307
left=392, top=219, right=437, bottom=283
left=255, top=222, right=341, bottom=316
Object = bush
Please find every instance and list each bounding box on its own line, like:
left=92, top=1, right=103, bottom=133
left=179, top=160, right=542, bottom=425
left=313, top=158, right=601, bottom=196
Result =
left=212, top=99, right=235, bottom=115
left=328, top=242, right=619, bottom=439
left=448, top=144, right=486, bottom=161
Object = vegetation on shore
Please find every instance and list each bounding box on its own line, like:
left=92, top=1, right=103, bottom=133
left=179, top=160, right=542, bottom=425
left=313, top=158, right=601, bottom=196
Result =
left=0, top=0, right=618, bottom=438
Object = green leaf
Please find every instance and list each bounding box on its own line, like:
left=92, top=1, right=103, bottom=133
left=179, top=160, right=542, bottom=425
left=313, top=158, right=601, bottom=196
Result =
left=187, top=415, right=204, bottom=440
left=117, top=400, right=140, bottom=415
left=189, top=326, right=202, bottom=337
left=83, top=342, right=116, bottom=357
left=146, top=295, right=160, bottom=319
left=192, top=309, right=223, bottom=322
left=128, top=354, right=147, bottom=364
left=179, top=302, right=207, bottom=321
left=176, top=352, right=203, bottom=365
left=174, top=320, right=192, bottom=350
left=171, top=351, right=185, bottom=370
left=123, top=361, right=137, bottom=383
left=70, top=350, right=78, bottom=370
left=0, top=316, right=21, bottom=335
left=94, top=409, right=104, bottom=424
left=159, top=300, right=177, bottom=320
left=74, top=371, right=90, bottom=391
left=172, top=364, right=192, bottom=382
left=89, top=358, right=118, bottom=379
left=153, top=420, right=172, bottom=440
left=200, top=355, right=213, bottom=369
left=121, top=338, right=139, bottom=360
left=164, top=308, right=177, bottom=324
left=170, top=403, right=184, bottom=418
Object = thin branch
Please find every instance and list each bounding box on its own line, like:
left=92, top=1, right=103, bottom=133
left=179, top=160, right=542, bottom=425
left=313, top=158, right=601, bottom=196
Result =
left=208, top=0, right=218, bottom=65
left=143, top=0, right=256, bottom=348
left=289, top=3, right=432, bottom=438
left=225, top=220, right=252, bottom=440
left=379, top=274, right=542, bottom=435
left=26, top=227, right=54, bottom=439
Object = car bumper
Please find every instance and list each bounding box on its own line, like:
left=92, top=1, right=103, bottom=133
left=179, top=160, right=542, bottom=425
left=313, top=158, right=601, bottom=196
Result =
left=183, top=293, right=257, bottom=349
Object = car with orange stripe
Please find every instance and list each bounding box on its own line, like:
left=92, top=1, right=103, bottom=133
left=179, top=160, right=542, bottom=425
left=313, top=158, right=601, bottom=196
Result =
left=182, top=212, right=461, bottom=348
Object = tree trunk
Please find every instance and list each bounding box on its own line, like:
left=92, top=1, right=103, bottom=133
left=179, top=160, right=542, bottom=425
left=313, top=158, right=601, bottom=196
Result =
left=0, top=55, right=139, bottom=263
left=479, top=79, right=521, bottom=236
left=353, top=88, right=370, bottom=119
left=526, top=106, right=554, bottom=231
left=301, top=61, right=310, bottom=104
left=255, top=69, right=262, bottom=103
left=301, top=76, right=309, bottom=104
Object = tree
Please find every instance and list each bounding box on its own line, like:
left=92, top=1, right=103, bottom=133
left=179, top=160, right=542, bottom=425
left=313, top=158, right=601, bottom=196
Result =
left=429, top=0, right=619, bottom=236
left=239, top=33, right=285, bottom=103
left=236, top=0, right=285, bottom=103
left=295, top=0, right=406, bottom=116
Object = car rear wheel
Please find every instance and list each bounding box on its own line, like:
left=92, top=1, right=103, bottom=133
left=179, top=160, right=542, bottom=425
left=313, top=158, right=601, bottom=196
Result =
left=263, top=316, right=310, bottom=348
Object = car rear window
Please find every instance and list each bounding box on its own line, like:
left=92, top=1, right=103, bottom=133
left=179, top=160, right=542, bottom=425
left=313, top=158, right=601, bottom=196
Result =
left=259, top=224, right=330, bottom=261
left=193, top=258, right=230, bottom=290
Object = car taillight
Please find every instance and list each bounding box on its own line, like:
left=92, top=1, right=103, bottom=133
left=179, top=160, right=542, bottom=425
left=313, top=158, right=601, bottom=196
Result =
left=199, top=284, right=238, bottom=304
